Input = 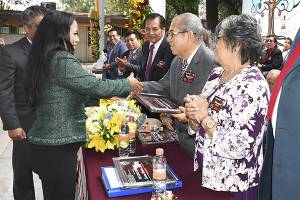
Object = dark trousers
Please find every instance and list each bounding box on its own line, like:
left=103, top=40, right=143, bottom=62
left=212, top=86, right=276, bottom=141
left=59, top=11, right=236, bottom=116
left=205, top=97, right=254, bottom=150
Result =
left=30, top=142, right=81, bottom=200
left=12, top=140, right=35, bottom=200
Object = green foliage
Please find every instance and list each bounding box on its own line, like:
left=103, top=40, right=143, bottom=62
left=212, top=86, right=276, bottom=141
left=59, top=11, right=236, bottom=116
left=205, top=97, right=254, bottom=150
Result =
left=218, top=0, right=243, bottom=21
left=166, top=0, right=203, bottom=29
left=104, top=0, right=130, bottom=14
left=60, top=0, right=94, bottom=12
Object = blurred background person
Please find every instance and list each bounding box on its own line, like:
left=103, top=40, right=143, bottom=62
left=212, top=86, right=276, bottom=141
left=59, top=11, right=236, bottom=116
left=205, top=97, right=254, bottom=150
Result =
left=282, top=37, right=293, bottom=61
left=25, top=11, right=142, bottom=200
left=141, top=13, right=214, bottom=157
left=115, top=30, right=142, bottom=78
left=184, top=14, right=269, bottom=200
left=266, top=69, right=281, bottom=91
left=258, top=35, right=283, bottom=75
left=103, top=29, right=127, bottom=79
left=139, top=13, right=174, bottom=81
left=0, top=37, right=5, bottom=47
left=0, top=6, right=46, bottom=200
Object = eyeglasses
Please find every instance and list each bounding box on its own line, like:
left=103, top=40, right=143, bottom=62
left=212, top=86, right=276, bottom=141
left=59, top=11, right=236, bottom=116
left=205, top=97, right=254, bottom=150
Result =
left=166, top=31, right=189, bottom=39
left=266, top=39, right=274, bottom=43
left=216, top=36, right=225, bottom=42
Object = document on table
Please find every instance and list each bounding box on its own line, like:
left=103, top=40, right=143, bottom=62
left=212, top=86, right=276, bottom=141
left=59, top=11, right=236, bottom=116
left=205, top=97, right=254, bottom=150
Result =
left=103, top=167, right=121, bottom=188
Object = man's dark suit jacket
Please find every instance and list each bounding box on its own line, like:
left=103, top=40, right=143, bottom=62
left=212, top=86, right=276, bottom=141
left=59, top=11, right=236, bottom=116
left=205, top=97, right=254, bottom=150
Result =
left=260, top=47, right=283, bottom=72
left=139, top=37, right=174, bottom=81
left=259, top=28, right=300, bottom=200
left=0, top=37, right=35, bottom=132
left=120, top=46, right=142, bottom=78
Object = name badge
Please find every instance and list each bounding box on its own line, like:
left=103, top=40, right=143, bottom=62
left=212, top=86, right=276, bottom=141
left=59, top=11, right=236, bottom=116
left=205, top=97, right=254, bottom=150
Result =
left=183, top=71, right=195, bottom=83
left=209, top=96, right=225, bottom=112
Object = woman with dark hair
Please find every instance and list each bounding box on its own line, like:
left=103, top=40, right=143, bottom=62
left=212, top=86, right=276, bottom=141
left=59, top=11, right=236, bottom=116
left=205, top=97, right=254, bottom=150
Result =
left=184, top=14, right=270, bottom=199
left=25, top=11, right=142, bottom=200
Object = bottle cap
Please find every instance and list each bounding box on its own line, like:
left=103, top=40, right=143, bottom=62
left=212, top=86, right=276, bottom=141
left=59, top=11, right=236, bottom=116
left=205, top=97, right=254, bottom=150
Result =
left=156, top=148, right=164, bottom=155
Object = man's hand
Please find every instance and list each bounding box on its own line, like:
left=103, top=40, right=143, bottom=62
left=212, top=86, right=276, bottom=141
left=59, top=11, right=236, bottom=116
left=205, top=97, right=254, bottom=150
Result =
left=171, top=106, right=188, bottom=123
left=160, top=113, right=174, bottom=131
left=127, top=73, right=144, bottom=94
left=103, top=63, right=110, bottom=71
left=116, top=57, right=128, bottom=68
left=8, top=128, right=27, bottom=140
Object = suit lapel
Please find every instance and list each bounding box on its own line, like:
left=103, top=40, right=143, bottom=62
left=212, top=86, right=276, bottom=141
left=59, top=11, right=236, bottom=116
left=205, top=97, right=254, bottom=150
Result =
left=180, top=44, right=204, bottom=93
left=152, top=38, right=166, bottom=67
left=21, top=37, right=31, bottom=56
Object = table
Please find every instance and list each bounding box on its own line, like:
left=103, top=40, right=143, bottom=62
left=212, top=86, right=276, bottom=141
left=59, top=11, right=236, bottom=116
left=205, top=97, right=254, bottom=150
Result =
left=83, top=141, right=236, bottom=200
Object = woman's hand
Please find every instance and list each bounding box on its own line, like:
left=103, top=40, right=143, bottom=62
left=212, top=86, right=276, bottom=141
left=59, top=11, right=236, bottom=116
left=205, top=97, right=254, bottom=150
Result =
left=184, top=94, right=209, bottom=123
left=127, top=73, right=143, bottom=94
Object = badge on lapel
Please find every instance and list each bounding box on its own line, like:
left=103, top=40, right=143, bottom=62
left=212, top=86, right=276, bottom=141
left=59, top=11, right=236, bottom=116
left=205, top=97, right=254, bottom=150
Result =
left=182, top=70, right=195, bottom=83
left=209, top=96, right=225, bottom=112
left=156, top=61, right=166, bottom=68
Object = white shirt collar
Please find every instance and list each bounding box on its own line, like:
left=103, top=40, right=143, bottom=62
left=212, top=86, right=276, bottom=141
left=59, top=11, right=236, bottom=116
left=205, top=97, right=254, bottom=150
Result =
left=26, top=35, right=32, bottom=44
left=186, top=45, right=201, bottom=65
left=150, top=36, right=164, bottom=50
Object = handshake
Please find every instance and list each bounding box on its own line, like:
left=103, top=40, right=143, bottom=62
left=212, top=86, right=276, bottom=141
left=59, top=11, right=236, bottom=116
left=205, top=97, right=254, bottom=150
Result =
left=127, top=73, right=144, bottom=94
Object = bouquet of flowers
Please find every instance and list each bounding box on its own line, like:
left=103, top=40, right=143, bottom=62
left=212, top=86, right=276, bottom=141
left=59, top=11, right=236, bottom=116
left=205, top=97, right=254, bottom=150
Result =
left=85, top=98, right=145, bottom=153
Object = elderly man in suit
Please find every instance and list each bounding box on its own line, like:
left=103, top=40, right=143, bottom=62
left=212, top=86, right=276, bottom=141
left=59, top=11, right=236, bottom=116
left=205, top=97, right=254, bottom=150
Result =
left=259, top=28, right=300, bottom=200
left=141, top=13, right=214, bottom=157
left=140, top=13, right=174, bottom=81
left=116, top=30, right=142, bottom=78
left=0, top=6, right=46, bottom=200
left=103, top=29, right=128, bottom=79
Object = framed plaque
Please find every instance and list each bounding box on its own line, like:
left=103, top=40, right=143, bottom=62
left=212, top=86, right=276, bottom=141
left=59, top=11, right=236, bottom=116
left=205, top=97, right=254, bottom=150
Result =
left=137, top=130, right=179, bottom=145
left=112, top=156, right=181, bottom=189
left=134, top=93, right=181, bottom=114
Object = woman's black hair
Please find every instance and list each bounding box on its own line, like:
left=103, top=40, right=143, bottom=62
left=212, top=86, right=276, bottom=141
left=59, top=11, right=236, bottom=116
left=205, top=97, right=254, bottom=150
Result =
left=215, top=14, right=264, bottom=65
left=26, top=11, right=76, bottom=106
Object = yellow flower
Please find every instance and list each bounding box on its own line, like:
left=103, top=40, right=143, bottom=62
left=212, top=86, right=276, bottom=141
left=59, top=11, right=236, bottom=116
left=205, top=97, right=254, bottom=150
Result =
left=85, top=98, right=142, bottom=153
left=106, top=140, right=115, bottom=149
left=87, top=133, right=106, bottom=152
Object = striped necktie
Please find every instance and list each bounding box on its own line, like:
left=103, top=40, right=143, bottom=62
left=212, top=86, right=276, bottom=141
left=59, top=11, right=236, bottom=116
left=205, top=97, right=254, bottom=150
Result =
left=180, top=59, right=188, bottom=77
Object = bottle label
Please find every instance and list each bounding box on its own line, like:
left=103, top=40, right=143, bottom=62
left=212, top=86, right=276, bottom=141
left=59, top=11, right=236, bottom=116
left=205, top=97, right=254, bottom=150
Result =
left=153, top=169, right=166, bottom=180
left=119, top=134, right=129, bottom=148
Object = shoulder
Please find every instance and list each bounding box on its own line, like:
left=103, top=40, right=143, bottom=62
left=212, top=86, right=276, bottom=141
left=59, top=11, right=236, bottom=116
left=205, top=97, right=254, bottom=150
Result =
left=273, top=48, right=283, bottom=55
left=52, top=51, right=80, bottom=67
left=2, top=37, right=26, bottom=52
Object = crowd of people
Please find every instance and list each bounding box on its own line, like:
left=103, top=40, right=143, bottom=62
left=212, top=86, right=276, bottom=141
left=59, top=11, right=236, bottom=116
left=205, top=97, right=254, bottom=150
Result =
left=0, top=5, right=300, bottom=200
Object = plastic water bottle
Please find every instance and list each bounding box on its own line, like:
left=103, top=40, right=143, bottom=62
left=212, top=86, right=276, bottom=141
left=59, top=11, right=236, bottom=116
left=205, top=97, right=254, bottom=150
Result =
left=127, top=120, right=137, bottom=154
left=152, top=148, right=167, bottom=199
left=119, top=122, right=130, bottom=157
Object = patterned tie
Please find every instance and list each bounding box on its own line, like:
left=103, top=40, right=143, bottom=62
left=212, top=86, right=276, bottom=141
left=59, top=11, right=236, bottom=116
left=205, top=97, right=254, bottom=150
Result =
left=144, top=44, right=155, bottom=81
left=180, top=59, right=188, bottom=77
left=265, top=40, right=300, bottom=121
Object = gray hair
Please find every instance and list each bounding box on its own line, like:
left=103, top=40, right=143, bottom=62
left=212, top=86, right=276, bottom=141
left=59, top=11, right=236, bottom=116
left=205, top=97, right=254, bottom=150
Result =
left=173, top=13, right=204, bottom=43
left=21, top=6, right=47, bottom=27
left=215, top=14, right=264, bottom=64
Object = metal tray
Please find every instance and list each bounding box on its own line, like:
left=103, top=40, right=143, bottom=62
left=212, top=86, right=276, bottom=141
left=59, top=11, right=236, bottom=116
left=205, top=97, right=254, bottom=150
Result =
left=113, top=155, right=180, bottom=189
left=134, top=93, right=181, bottom=114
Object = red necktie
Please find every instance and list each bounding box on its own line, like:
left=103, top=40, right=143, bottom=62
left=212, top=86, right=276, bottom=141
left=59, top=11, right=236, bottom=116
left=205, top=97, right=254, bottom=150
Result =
left=144, top=44, right=155, bottom=81
left=265, top=42, right=300, bottom=121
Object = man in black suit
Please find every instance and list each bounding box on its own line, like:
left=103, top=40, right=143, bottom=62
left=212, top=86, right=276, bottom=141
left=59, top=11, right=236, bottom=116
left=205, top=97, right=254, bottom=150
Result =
left=0, top=6, right=46, bottom=200
left=140, top=13, right=175, bottom=81
left=116, top=30, right=142, bottom=78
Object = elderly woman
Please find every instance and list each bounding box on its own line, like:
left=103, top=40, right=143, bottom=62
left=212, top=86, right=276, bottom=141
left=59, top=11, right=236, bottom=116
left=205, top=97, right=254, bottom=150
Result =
left=184, top=14, right=270, bottom=199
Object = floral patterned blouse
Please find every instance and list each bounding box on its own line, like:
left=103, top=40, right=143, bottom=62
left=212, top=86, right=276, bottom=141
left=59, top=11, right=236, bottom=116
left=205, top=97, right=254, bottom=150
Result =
left=194, top=65, right=270, bottom=192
